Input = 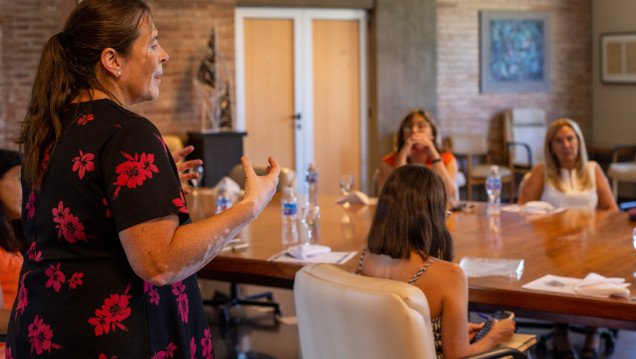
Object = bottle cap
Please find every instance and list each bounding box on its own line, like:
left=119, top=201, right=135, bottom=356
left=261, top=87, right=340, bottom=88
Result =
left=283, top=186, right=294, bottom=194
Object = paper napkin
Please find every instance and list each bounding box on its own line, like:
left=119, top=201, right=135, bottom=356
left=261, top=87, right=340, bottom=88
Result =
left=286, top=244, right=331, bottom=260
left=574, top=273, right=631, bottom=298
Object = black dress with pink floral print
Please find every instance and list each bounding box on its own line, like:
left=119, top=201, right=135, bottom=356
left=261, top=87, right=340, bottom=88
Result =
left=7, top=99, right=213, bottom=359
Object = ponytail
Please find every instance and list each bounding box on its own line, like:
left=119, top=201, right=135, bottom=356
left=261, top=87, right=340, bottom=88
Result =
left=19, top=33, right=73, bottom=190
left=18, top=0, right=151, bottom=190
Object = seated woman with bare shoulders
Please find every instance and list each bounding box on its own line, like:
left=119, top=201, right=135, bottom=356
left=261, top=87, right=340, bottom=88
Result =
left=357, top=165, right=515, bottom=358
left=518, top=118, right=617, bottom=211
left=378, top=109, right=457, bottom=205
left=518, top=118, right=617, bottom=359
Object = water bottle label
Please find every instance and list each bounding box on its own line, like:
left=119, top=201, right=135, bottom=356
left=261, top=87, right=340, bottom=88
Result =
left=487, top=178, right=501, bottom=191
left=306, top=172, right=318, bottom=183
left=283, top=203, right=297, bottom=215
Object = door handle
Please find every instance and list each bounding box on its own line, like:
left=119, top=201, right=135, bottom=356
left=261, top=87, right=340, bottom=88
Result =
left=291, top=113, right=301, bottom=129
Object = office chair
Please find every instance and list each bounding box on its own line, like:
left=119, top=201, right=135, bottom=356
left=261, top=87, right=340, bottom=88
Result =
left=204, top=165, right=296, bottom=323
left=294, top=263, right=529, bottom=359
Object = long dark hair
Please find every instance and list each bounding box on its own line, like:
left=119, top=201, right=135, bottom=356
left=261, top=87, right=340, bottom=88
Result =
left=18, top=0, right=150, bottom=190
left=0, top=202, right=25, bottom=254
left=367, top=165, right=453, bottom=261
left=395, top=108, right=440, bottom=153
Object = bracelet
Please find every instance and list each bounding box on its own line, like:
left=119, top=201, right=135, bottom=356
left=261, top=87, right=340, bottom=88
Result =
left=431, top=158, right=442, bottom=164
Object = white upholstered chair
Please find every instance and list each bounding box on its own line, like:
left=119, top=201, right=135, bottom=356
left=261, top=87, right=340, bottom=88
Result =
left=607, top=145, right=636, bottom=199
left=294, top=263, right=528, bottom=359
left=503, top=108, right=547, bottom=173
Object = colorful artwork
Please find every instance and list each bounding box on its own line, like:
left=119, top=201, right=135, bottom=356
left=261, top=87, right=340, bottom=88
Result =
left=480, top=11, right=551, bottom=93
left=489, top=19, right=545, bottom=83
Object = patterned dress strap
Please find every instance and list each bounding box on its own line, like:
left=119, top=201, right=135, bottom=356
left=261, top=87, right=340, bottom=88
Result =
left=355, top=248, right=367, bottom=274
left=408, top=257, right=438, bottom=285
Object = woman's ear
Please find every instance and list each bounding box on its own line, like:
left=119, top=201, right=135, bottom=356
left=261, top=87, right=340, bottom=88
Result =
left=100, top=48, right=122, bottom=78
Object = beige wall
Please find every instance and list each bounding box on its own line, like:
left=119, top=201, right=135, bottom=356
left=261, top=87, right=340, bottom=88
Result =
left=592, top=0, right=636, bottom=148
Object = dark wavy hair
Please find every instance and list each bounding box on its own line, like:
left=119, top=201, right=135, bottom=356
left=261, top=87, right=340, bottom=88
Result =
left=395, top=108, right=440, bottom=154
left=0, top=202, right=25, bottom=254
left=18, top=0, right=150, bottom=190
left=367, top=165, right=453, bottom=262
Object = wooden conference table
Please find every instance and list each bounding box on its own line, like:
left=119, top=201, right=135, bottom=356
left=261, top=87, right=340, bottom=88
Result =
left=189, top=191, right=636, bottom=330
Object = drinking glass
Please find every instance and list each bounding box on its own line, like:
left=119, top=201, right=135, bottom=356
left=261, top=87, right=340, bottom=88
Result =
left=339, top=175, right=354, bottom=196
left=188, top=165, right=204, bottom=192
left=339, top=174, right=354, bottom=207
left=301, top=205, right=321, bottom=244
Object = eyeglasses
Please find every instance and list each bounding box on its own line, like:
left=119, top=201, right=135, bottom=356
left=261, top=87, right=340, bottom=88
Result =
left=403, top=121, right=429, bottom=132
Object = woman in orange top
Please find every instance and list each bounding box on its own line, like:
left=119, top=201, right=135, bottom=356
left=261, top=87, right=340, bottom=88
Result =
left=0, top=149, right=25, bottom=310
left=0, top=149, right=25, bottom=357
left=379, top=109, right=458, bottom=205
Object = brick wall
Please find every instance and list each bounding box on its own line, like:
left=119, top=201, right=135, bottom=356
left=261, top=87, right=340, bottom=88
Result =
left=437, top=0, right=592, bottom=161
left=0, top=0, right=236, bottom=150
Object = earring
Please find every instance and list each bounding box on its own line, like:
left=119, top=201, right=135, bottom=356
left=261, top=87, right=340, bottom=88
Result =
left=116, top=70, right=121, bottom=77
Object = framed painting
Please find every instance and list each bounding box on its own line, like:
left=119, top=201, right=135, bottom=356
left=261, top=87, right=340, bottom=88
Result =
left=600, top=32, right=636, bottom=84
left=480, top=11, right=551, bottom=93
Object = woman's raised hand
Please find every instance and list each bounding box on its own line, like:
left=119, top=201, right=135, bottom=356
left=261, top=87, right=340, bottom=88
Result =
left=484, top=319, right=516, bottom=346
left=241, top=156, right=280, bottom=218
left=172, top=145, right=203, bottom=194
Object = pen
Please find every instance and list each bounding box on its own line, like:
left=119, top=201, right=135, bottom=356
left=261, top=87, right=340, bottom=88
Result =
left=477, top=313, right=496, bottom=321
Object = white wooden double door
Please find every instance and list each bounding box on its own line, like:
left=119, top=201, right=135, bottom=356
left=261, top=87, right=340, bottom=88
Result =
left=235, top=8, right=368, bottom=195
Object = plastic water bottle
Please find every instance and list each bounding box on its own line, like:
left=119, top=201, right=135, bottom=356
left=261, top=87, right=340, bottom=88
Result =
left=305, top=163, right=318, bottom=206
left=215, top=183, right=232, bottom=214
left=485, top=165, right=501, bottom=215
left=281, top=187, right=299, bottom=249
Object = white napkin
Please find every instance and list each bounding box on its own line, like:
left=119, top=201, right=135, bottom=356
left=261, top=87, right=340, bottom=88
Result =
left=574, top=273, right=630, bottom=298
left=335, top=191, right=377, bottom=205
left=286, top=244, right=331, bottom=260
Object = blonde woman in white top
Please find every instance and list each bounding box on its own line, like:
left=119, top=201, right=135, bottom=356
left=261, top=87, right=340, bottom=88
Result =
left=518, top=118, right=617, bottom=359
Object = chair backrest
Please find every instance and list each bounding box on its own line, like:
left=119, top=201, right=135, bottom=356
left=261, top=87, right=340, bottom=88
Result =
left=163, top=135, right=185, bottom=157
left=448, top=134, right=488, bottom=155
left=228, top=164, right=295, bottom=193
left=294, top=263, right=437, bottom=359
left=503, top=108, right=546, bottom=168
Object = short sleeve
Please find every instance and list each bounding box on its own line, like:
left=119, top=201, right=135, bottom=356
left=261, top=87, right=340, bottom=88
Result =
left=100, top=116, right=189, bottom=232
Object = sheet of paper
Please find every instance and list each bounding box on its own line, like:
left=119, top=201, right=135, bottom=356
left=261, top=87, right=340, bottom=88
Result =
left=521, top=274, right=581, bottom=294
left=268, top=250, right=357, bottom=265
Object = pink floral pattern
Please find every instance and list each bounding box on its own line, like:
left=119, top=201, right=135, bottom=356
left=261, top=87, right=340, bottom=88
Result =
left=151, top=342, right=177, bottom=359
left=68, top=272, right=84, bottom=289
left=40, top=144, right=52, bottom=174
left=27, top=242, right=42, bottom=262
left=172, top=192, right=189, bottom=214
left=112, top=151, right=159, bottom=199
left=102, top=197, right=112, bottom=218
left=72, top=150, right=95, bottom=179
left=45, top=263, right=66, bottom=292
left=88, top=285, right=132, bottom=336
left=155, top=133, right=169, bottom=155
left=15, top=271, right=30, bottom=319
left=201, top=329, right=213, bottom=359
left=145, top=281, right=161, bottom=306
left=27, top=315, right=62, bottom=355
left=5, top=347, right=12, bottom=359
left=172, top=281, right=189, bottom=323
left=26, top=191, right=36, bottom=219
left=190, top=337, right=196, bottom=359
left=77, top=113, right=94, bottom=126
left=52, top=201, right=88, bottom=243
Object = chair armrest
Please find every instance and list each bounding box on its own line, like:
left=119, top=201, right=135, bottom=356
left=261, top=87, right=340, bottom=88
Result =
left=463, top=347, right=528, bottom=359
left=610, top=145, right=636, bottom=163
left=506, top=141, right=533, bottom=169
